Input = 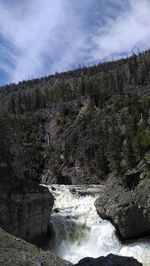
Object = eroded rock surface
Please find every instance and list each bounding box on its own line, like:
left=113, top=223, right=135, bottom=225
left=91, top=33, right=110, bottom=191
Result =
left=95, top=177, right=150, bottom=240
left=0, top=183, right=54, bottom=245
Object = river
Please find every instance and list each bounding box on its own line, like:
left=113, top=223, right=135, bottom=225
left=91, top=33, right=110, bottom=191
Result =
left=47, top=185, right=150, bottom=265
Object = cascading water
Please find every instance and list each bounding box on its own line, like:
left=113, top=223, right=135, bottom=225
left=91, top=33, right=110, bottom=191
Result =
left=47, top=185, right=150, bottom=265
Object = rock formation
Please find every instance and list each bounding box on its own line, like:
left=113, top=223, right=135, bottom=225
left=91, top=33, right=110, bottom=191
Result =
left=95, top=176, right=150, bottom=239
left=0, top=182, right=54, bottom=245
left=0, top=227, right=72, bottom=266
left=74, top=254, right=142, bottom=266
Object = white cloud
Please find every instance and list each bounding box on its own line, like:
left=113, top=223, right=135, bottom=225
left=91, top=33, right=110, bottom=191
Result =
left=91, top=0, right=150, bottom=60
left=0, top=0, right=88, bottom=83
left=0, top=0, right=150, bottom=84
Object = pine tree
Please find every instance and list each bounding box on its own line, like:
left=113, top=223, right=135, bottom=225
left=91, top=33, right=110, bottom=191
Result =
left=9, top=94, right=16, bottom=113
left=106, top=125, right=122, bottom=175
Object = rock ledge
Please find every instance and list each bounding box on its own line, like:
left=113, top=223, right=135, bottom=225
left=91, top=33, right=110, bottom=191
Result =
left=95, top=177, right=150, bottom=240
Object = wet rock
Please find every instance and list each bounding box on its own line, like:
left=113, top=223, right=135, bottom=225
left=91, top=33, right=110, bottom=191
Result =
left=77, top=191, right=90, bottom=197
left=54, top=208, right=60, bottom=213
left=95, top=177, right=150, bottom=240
left=70, top=188, right=76, bottom=194
left=51, top=186, right=56, bottom=191
left=74, top=254, right=142, bottom=266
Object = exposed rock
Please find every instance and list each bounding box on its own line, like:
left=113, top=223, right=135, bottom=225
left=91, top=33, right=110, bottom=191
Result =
left=0, top=227, right=72, bottom=266
left=32, top=252, right=72, bottom=266
left=95, top=177, right=150, bottom=240
left=70, top=188, right=76, bottom=194
left=51, top=186, right=56, bottom=191
left=74, top=254, right=142, bottom=266
left=54, top=208, right=60, bottom=213
left=0, top=183, right=54, bottom=245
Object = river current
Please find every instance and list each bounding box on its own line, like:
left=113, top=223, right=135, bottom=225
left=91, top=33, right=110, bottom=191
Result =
left=47, top=185, right=150, bottom=265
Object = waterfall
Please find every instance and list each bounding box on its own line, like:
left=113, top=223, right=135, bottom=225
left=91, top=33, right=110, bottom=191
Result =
left=47, top=185, right=150, bottom=265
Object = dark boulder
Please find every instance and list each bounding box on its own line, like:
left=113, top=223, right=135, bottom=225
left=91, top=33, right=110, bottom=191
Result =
left=74, top=254, right=142, bottom=266
left=54, top=208, right=60, bottom=213
left=70, top=188, right=76, bottom=194
left=51, top=185, right=56, bottom=191
left=95, top=177, right=150, bottom=240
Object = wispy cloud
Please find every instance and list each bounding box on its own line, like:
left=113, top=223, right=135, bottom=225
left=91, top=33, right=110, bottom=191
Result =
left=91, top=0, right=150, bottom=60
left=0, top=0, right=88, bottom=83
left=0, top=0, right=150, bottom=85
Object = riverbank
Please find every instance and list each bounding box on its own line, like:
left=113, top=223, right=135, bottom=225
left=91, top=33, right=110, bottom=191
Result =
left=0, top=227, right=72, bottom=266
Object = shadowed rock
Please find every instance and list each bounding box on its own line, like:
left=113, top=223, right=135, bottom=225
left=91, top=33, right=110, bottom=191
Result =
left=95, top=177, right=150, bottom=240
left=74, top=254, right=142, bottom=266
left=0, top=182, right=54, bottom=246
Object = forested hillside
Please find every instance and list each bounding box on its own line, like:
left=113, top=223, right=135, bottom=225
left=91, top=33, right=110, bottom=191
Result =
left=0, top=50, right=150, bottom=187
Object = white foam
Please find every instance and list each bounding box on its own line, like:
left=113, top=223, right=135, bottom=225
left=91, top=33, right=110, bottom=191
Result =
left=47, top=185, right=150, bottom=265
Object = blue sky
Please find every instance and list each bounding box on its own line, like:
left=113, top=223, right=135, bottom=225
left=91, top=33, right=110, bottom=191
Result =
left=0, top=0, right=150, bottom=85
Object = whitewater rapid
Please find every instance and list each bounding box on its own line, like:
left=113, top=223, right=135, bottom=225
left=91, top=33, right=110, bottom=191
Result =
left=47, top=185, right=150, bottom=265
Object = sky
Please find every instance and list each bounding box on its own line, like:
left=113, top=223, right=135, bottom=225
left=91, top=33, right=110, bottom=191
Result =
left=0, top=0, right=150, bottom=85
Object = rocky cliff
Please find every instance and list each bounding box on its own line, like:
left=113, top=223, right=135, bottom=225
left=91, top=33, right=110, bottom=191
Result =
left=95, top=176, right=150, bottom=240
left=0, top=182, right=54, bottom=245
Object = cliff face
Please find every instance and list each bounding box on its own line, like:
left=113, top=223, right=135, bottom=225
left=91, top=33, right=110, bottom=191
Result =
left=0, top=184, right=54, bottom=245
left=95, top=176, right=150, bottom=240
